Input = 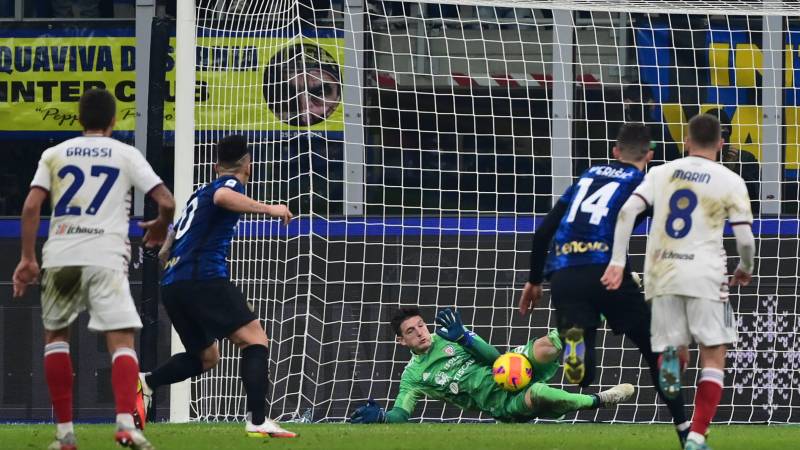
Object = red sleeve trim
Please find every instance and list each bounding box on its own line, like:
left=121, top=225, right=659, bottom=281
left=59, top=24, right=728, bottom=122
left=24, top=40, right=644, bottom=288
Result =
left=730, top=221, right=753, bottom=226
left=632, top=192, right=651, bottom=208
left=30, top=185, right=50, bottom=195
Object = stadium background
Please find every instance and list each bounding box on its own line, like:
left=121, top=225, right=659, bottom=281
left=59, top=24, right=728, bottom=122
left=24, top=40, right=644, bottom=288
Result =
left=0, top=0, right=798, bottom=426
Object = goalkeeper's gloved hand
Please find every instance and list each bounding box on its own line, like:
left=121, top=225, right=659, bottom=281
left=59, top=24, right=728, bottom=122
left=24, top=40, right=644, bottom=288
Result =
left=350, top=399, right=385, bottom=424
left=435, top=308, right=474, bottom=347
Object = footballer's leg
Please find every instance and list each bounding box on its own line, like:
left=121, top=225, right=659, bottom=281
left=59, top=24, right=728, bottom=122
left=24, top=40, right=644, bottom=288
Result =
left=549, top=266, right=601, bottom=386
left=44, top=328, right=77, bottom=450
left=523, top=382, right=635, bottom=418
left=626, top=327, right=690, bottom=447
left=512, top=329, right=561, bottom=384
left=605, top=279, right=690, bottom=448
left=229, top=320, right=297, bottom=438
left=137, top=280, right=217, bottom=428
left=41, top=267, right=85, bottom=450
left=84, top=266, right=151, bottom=448
left=684, top=297, right=736, bottom=450
left=651, top=295, right=692, bottom=400
left=106, top=330, right=154, bottom=450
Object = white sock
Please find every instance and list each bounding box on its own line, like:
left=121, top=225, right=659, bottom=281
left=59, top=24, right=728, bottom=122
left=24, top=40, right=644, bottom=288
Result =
left=56, top=422, right=74, bottom=439
left=117, top=413, right=135, bottom=429
left=687, top=431, right=705, bottom=444
left=140, top=372, right=152, bottom=393
left=676, top=421, right=691, bottom=432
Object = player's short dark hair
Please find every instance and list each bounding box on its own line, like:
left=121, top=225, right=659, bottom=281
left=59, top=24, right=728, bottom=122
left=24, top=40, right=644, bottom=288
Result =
left=216, top=134, right=250, bottom=167
left=688, top=114, right=722, bottom=148
left=616, top=123, right=652, bottom=161
left=79, top=89, right=116, bottom=131
left=391, top=307, right=423, bottom=337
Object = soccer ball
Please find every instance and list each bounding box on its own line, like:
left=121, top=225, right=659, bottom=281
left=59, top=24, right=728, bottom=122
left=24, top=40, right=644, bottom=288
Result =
left=492, top=352, right=533, bottom=392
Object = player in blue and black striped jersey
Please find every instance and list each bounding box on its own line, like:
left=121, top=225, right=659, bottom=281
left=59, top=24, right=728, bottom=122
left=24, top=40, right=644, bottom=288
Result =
left=136, top=135, right=298, bottom=439
left=518, top=124, right=690, bottom=448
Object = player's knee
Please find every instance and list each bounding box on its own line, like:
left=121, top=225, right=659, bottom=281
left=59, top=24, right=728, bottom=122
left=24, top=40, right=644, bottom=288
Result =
left=200, top=344, right=221, bottom=370
left=532, top=335, right=558, bottom=363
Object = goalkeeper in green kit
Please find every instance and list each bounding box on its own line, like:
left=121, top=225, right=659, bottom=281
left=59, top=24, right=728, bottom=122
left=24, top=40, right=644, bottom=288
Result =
left=350, top=308, right=634, bottom=423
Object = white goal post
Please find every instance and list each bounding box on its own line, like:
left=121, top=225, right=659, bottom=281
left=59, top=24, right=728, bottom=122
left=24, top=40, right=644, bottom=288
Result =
left=173, top=0, right=800, bottom=424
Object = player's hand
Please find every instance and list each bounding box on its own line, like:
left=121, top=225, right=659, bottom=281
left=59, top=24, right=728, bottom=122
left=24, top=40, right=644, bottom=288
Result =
left=600, top=265, right=624, bottom=290
left=270, top=204, right=293, bottom=225
left=729, top=267, right=752, bottom=287
left=138, top=218, right=170, bottom=248
left=12, top=258, right=40, bottom=298
left=518, top=282, right=542, bottom=316
left=350, top=399, right=385, bottom=424
left=435, top=308, right=473, bottom=345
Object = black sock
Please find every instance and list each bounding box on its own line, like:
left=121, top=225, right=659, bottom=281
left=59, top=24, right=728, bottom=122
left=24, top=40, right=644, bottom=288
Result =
left=626, top=330, right=688, bottom=424
left=579, top=327, right=597, bottom=388
left=145, top=352, right=204, bottom=390
left=241, top=344, right=270, bottom=426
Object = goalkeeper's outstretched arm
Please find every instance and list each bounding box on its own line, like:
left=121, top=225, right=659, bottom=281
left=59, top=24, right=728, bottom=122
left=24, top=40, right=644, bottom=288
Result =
left=351, top=385, right=418, bottom=424
left=434, top=308, right=501, bottom=365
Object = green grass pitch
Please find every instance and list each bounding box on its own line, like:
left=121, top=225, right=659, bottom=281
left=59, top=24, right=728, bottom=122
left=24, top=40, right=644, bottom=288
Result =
left=1, top=423, right=798, bottom=450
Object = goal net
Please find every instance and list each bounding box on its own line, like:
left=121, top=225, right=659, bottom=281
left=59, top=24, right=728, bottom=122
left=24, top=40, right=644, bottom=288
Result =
left=173, top=0, right=800, bottom=424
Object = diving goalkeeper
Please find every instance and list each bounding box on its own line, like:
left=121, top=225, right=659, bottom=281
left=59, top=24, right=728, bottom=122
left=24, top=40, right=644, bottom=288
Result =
left=350, top=308, right=634, bottom=423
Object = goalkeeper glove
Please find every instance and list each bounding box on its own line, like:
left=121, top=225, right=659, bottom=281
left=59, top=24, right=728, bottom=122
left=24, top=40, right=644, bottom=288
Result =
left=350, top=399, right=385, bottom=424
left=435, top=308, right=474, bottom=347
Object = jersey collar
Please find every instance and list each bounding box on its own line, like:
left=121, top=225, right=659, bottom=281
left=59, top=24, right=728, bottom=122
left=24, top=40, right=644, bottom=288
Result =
left=611, top=160, right=641, bottom=172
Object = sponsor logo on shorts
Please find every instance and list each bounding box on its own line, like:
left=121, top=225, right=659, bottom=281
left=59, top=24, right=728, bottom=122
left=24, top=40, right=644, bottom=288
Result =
left=54, top=224, right=105, bottom=235
left=449, top=382, right=459, bottom=394
left=654, top=249, right=695, bottom=261
left=555, top=240, right=609, bottom=256
left=164, top=256, right=181, bottom=270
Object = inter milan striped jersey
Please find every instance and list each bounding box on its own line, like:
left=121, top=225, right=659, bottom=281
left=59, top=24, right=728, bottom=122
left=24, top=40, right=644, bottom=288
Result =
left=161, top=175, right=244, bottom=285
left=543, top=162, right=645, bottom=276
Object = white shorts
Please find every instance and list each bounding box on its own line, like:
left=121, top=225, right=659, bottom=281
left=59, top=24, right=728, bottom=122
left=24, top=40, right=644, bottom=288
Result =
left=650, top=295, right=737, bottom=352
left=41, top=266, right=143, bottom=332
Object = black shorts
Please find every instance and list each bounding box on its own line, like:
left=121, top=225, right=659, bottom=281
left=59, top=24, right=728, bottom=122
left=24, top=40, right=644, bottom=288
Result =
left=549, top=264, right=650, bottom=335
left=161, top=278, right=257, bottom=354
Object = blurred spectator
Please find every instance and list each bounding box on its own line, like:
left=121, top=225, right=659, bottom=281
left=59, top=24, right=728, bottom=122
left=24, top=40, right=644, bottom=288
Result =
left=29, top=0, right=131, bottom=18
left=0, top=0, right=13, bottom=17
left=707, top=109, right=760, bottom=214
left=51, top=0, right=101, bottom=17
left=298, top=0, right=331, bottom=26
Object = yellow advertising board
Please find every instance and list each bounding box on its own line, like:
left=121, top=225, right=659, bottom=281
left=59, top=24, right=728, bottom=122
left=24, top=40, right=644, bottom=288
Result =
left=0, top=27, right=344, bottom=136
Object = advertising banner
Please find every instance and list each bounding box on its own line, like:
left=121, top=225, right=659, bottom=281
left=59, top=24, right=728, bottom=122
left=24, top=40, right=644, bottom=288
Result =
left=0, top=25, right=344, bottom=138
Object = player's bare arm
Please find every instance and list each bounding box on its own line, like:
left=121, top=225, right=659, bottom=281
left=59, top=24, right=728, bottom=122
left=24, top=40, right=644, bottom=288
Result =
left=158, top=228, right=176, bottom=269
left=520, top=200, right=566, bottom=315
left=601, top=194, right=647, bottom=290
left=730, top=224, right=755, bottom=287
left=213, top=187, right=293, bottom=224
left=138, top=184, right=176, bottom=248
left=12, top=187, right=48, bottom=298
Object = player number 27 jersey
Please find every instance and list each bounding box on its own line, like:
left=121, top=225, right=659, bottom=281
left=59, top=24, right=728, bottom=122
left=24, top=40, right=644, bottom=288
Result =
left=30, top=136, right=163, bottom=270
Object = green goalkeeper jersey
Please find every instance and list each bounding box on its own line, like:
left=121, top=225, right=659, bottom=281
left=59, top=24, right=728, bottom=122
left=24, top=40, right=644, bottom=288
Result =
left=391, top=334, right=550, bottom=419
